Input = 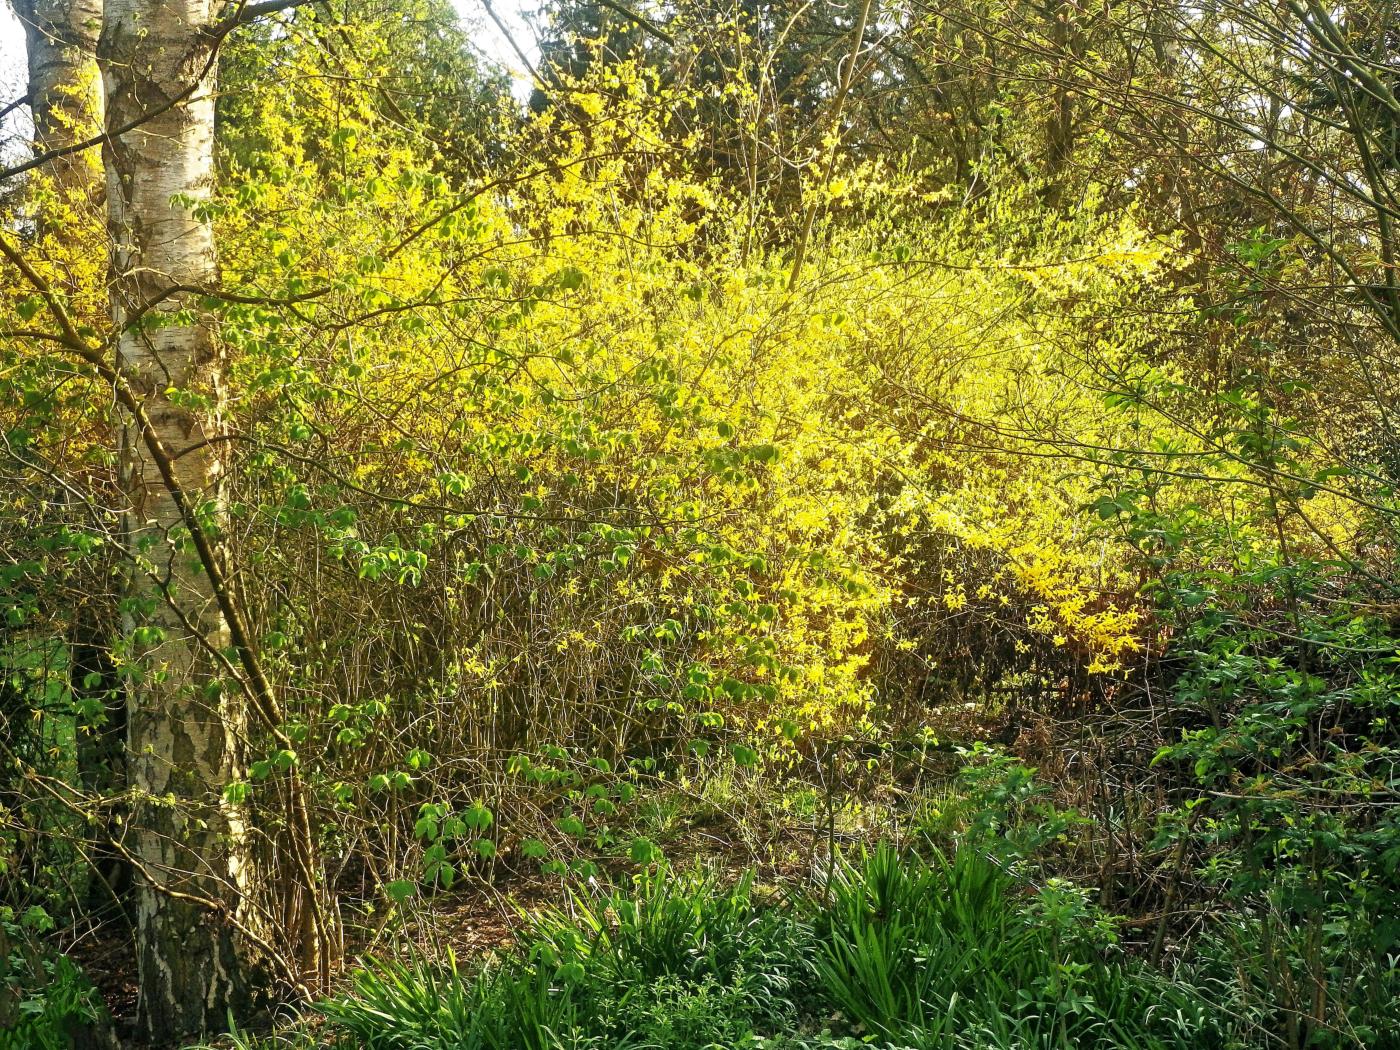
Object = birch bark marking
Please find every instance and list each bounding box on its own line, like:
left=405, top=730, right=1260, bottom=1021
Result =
left=99, top=0, right=263, bottom=1039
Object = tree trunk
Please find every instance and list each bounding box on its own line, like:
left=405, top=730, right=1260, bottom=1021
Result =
left=72, top=593, right=129, bottom=912
left=11, top=0, right=104, bottom=198
left=1041, top=0, right=1080, bottom=211
left=14, top=0, right=128, bottom=926
left=99, top=1, right=265, bottom=1040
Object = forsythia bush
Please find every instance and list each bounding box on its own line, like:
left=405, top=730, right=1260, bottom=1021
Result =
left=176, top=38, right=1181, bottom=887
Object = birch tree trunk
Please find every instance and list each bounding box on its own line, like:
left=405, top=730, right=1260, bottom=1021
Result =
left=13, top=0, right=132, bottom=929
left=11, top=0, right=104, bottom=197
left=99, top=1, right=264, bottom=1039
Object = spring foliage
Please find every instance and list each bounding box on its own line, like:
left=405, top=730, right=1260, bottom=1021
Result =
left=4, top=0, right=1400, bottom=1046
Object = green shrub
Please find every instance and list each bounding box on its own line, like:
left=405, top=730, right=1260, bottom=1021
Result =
left=0, top=909, right=108, bottom=1050
left=594, top=973, right=764, bottom=1049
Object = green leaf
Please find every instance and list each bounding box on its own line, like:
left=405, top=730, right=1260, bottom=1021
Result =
left=556, top=815, right=587, bottom=837
left=463, top=801, right=494, bottom=832
left=731, top=743, right=758, bottom=767
left=385, top=880, right=417, bottom=905
left=21, top=905, right=54, bottom=932
left=414, top=815, right=440, bottom=841
left=629, top=836, right=662, bottom=865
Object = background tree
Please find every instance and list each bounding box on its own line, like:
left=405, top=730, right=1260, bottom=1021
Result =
left=10, top=0, right=102, bottom=197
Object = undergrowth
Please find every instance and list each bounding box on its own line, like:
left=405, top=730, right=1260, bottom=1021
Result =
left=310, top=846, right=1229, bottom=1050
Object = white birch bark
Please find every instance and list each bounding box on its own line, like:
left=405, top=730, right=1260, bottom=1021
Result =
left=99, top=0, right=263, bottom=1038
left=11, top=0, right=104, bottom=196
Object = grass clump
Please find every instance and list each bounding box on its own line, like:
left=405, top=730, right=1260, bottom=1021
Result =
left=319, top=867, right=810, bottom=1049
left=319, top=847, right=1234, bottom=1049
left=811, top=844, right=1221, bottom=1049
